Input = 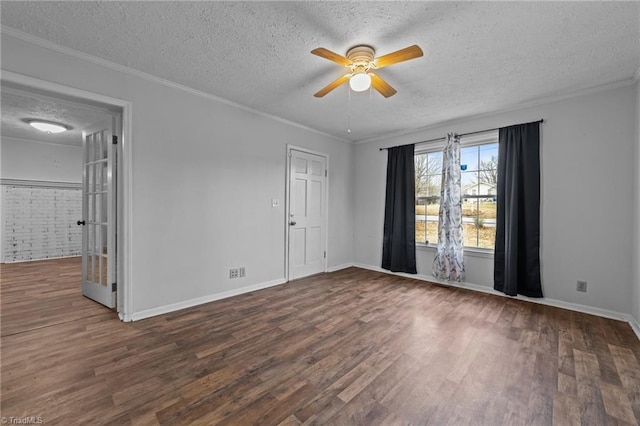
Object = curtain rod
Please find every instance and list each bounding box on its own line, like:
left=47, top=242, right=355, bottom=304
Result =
left=379, top=119, right=544, bottom=151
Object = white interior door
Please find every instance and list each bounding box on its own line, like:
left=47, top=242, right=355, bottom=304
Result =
left=80, top=117, right=117, bottom=308
left=288, top=149, right=327, bottom=280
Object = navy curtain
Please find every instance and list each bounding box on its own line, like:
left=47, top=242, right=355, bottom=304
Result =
left=494, top=122, right=542, bottom=297
left=382, top=144, right=417, bottom=274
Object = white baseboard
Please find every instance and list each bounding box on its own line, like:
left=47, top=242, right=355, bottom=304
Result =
left=628, top=316, right=640, bottom=341
left=327, top=263, right=355, bottom=273
left=352, top=263, right=633, bottom=324
left=129, top=277, right=287, bottom=321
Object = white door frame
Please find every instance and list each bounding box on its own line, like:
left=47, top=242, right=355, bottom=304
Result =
left=285, top=144, right=329, bottom=281
left=1, top=70, right=134, bottom=321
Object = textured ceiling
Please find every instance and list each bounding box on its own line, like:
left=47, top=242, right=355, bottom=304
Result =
left=2, top=1, right=639, bottom=142
left=1, top=86, right=115, bottom=146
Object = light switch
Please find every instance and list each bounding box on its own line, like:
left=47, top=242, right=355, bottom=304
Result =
left=271, top=199, right=280, bottom=207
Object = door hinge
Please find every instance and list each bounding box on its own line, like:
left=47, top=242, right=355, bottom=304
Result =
left=324, top=251, right=326, bottom=259
left=112, top=282, right=117, bottom=292
left=112, top=135, right=118, bottom=145
left=325, top=169, right=327, bottom=177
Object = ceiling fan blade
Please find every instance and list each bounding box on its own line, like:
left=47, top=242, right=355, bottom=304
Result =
left=374, top=45, right=423, bottom=68
left=370, top=74, right=397, bottom=98
left=314, top=74, right=350, bottom=97
left=311, top=47, right=353, bottom=66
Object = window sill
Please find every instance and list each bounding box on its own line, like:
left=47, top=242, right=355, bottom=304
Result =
left=416, top=243, right=494, bottom=259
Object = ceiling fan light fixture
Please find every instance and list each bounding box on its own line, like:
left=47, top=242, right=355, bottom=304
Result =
left=27, top=120, right=69, bottom=134
left=349, top=73, right=371, bottom=92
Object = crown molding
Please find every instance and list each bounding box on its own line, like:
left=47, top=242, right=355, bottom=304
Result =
left=355, top=78, right=636, bottom=145
left=1, top=25, right=351, bottom=144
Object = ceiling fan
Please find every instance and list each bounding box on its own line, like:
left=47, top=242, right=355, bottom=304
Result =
left=311, top=44, right=423, bottom=98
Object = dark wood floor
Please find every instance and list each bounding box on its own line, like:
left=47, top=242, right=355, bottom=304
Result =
left=2, top=258, right=640, bottom=425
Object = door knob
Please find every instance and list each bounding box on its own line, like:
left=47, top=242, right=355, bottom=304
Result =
left=289, top=221, right=296, bottom=226
left=77, top=220, right=86, bottom=226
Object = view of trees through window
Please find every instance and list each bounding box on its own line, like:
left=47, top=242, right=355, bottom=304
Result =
left=415, top=141, right=498, bottom=249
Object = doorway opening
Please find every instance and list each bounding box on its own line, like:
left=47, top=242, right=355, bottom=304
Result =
left=1, top=71, right=132, bottom=321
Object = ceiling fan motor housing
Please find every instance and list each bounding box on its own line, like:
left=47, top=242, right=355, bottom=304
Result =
left=346, top=45, right=375, bottom=72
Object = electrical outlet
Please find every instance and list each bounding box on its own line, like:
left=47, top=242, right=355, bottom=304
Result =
left=577, top=280, right=587, bottom=292
left=229, top=268, right=239, bottom=279
left=239, top=267, right=246, bottom=278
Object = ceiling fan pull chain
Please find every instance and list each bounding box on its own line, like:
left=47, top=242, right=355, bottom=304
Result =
left=347, top=86, right=351, bottom=133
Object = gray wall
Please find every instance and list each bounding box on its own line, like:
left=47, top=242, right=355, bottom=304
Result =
left=354, top=84, right=637, bottom=316
left=1, top=137, right=82, bottom=183
left=1, top=33, right=354, bottom=316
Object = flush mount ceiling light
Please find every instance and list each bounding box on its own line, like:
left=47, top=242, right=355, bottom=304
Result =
left=25, top=119, right=70, bottom=134
left=311, top=44, right=423, bottom=98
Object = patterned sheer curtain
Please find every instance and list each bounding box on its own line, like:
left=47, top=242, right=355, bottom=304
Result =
left=432, top=133, right=465, bottom=281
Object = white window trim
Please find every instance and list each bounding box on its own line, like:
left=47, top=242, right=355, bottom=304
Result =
left=415, top=130, right=498, bottom=254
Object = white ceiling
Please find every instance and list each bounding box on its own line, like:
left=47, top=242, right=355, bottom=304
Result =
left=1, top=85, right=115, bottom=146
left=2, top=1, right=639, bottom=142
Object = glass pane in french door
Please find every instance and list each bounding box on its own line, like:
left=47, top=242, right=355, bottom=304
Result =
left=86, top=141, right=109, bottom=288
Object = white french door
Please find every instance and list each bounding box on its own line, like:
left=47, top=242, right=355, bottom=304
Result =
left=80, top=117, right=117, bottom=308
left=288, top=148, right=327, bottom=280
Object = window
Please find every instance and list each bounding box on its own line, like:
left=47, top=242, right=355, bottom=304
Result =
left=414, top=150, right=442, bottom=246
left=415, top=132, right=498, bottom=250
left=460, top=142, right=498, bottom=249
